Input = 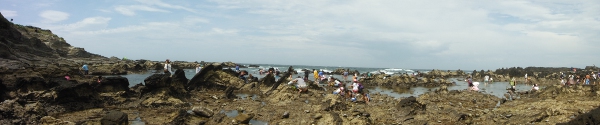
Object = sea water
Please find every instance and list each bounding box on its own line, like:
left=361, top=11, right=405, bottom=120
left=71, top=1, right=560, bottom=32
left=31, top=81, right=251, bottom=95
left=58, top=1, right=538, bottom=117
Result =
left=111, top=64, right=432, bottom=87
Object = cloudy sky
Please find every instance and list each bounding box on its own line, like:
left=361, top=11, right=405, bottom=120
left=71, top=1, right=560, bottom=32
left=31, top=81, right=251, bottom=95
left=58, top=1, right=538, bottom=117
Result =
left=1, top=0, right=599, bottom=70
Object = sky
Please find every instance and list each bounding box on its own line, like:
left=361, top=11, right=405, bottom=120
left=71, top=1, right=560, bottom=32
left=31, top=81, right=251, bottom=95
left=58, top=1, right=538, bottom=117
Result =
left=1, top=0, right=599, bottom=70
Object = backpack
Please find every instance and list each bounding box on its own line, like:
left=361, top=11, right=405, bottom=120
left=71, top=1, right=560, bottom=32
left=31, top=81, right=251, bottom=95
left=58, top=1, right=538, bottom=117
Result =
left=358, top=83, right=364, bottom=90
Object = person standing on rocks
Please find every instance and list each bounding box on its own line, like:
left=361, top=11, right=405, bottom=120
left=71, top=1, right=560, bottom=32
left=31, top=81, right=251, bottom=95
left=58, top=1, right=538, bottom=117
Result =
left=235, top=65, right=240, bottom=72
left=82, top=64, right=89, bottom=75
left=164, top=59, right=173, bottom=77
left=304, top=69, right=310, bottom=81
left=593, top=72, right=597, bottom=85
left=343, top=70, right=349, bottom=82
left=313, top=69, right=319, bottom=82
left=239, top=71, right=247, bottom=83
left=525, top=73, right=528, bottom=84
left=509, top=78, right=517, bottom=91
left=585, top=73, right=591, bottom=85
left=195, top=64, right=202, bottom=74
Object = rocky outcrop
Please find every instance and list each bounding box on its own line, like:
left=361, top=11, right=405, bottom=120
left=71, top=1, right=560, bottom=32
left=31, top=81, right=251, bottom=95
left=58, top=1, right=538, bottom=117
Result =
left=140, top=74, right=188, bottom=107
left=187, top=64, right=246, bottom=91
left=49, top=78, right=98, bottom=104
left=361, top=73, right=454, bottom=88
left=95, top=77, right=129, bottom=93
left=332, top=68, right=360, bottom=75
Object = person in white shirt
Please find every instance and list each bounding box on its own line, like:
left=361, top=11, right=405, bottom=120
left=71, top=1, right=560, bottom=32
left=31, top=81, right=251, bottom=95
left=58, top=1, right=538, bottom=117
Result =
left=333, top=87, right=344, bottom=95
left=288, top=78, right=308, bottom=94
left=334, top=80, right=342, bottom=87
left=195, top=64, right=202, bottom=74
left=484, top=75, right=489, bottom=83
left=164, top=59, right=173, bottom=76
left=531, top=84, right=539, bottom=91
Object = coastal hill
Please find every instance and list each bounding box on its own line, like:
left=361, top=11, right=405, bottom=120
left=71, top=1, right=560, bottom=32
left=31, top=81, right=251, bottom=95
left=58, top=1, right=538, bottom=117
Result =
left=0, top=12, right=105, bottom=65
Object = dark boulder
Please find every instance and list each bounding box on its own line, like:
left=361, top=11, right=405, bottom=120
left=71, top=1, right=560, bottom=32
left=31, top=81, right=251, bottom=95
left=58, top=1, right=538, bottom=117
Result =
left=188, top=65, right=215, bottom=86
left=259, top=74, right=276, bottom=87
left=172, top=69, right=188, bottom=84
left=133, top=64, right=144, bottom=71
left=96, top=77, right=130, bottom=93
left=142, top=73, right=189, bottom=98
left=49, top=78, right=97, bottom=104
left=0, top=78, right=4, bottom=102
left=143, top=74, right=172, bottom=89
left=101, top=110, right=128, bottom=125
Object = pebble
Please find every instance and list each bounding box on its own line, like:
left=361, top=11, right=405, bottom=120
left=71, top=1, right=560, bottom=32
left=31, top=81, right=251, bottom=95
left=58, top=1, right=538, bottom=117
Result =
left=304, top=110, right=310, bottom=113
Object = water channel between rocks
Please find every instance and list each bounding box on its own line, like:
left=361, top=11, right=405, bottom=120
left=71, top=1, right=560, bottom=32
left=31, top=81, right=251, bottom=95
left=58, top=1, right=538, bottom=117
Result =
left=114, top=69, right=540, bottom=99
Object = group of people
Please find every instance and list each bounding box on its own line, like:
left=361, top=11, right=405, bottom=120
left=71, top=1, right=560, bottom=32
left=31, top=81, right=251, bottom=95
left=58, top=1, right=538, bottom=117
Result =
left=284, top=69, right=369, bottom=104
left=466, top=75, right=538, bottom=93
left=560, top=72, right=598, bottom=86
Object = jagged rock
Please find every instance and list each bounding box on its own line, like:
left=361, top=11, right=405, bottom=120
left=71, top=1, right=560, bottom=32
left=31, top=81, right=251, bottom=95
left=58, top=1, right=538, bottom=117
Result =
left=224, top=87, right=236, bottom=99
left=96, top=77, right=129, bottom=93
left=172, top=69, right=188, bottom=84
left=100, top=110, right=128, bottom=125
left=143, top=74, right=172, bottom=89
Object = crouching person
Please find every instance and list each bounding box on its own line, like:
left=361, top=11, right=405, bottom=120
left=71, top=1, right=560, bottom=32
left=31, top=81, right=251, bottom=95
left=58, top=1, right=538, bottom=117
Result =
left=288, top=78, right=308, bottom=94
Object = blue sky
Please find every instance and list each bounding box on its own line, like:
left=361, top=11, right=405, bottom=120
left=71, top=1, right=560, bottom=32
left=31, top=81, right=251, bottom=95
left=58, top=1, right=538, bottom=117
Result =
left=1, top=0, right=599, bottom=70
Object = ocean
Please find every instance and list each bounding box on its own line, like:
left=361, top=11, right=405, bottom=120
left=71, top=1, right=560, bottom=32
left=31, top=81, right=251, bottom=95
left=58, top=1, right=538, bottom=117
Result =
left=114, top=64, right=438, bottom=86
left=110, top=64, right=527, bottom=98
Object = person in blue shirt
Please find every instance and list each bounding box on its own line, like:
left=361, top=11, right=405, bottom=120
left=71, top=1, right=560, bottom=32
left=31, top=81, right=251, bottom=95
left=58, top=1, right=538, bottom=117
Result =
left=82, top=64, right=89, bottom=75
left=235, top=65, right=240, bottom=72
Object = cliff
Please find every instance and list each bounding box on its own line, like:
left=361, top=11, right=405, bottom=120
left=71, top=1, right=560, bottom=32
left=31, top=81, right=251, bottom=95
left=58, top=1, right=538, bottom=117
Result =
left=0, top=12, right=105, bottom=65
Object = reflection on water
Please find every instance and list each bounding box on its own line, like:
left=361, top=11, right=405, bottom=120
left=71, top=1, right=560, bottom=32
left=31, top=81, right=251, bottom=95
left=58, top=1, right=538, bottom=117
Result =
left=131, top=116, right=144, bottom=125
left=368, top=78, right=540, bottom=98
left=235, top=93, right=258, bottom=101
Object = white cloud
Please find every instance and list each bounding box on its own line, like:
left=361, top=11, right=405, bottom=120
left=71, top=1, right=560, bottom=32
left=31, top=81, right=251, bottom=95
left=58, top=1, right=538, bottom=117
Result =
left=17, top=0, right=600, bottom=69
left=115, top=5, right=169, bottom=16
left=39, top=10, right=69, bottom=23
left=59, top=17, right=112, bottom=31
left=135, top=0, right=197, bottom=13
left=0, top=10, right=18, bottom=18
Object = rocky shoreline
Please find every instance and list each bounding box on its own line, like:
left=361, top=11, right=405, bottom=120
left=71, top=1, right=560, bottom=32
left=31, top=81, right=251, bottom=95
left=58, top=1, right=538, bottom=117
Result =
left=3, top=64, right=600, bottom=124
left=2, top=12, right=600, bottom=124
